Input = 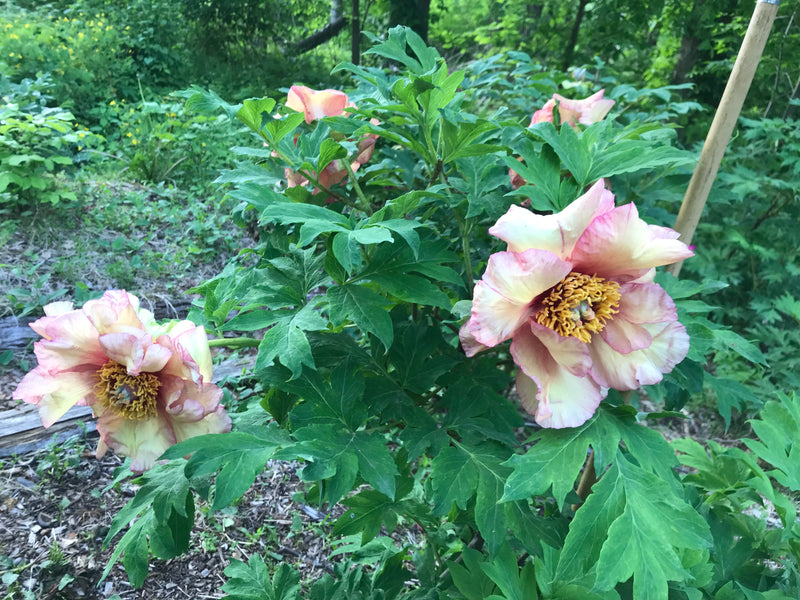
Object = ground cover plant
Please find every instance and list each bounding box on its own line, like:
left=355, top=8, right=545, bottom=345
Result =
left=6, top=24, right=800, bottom=600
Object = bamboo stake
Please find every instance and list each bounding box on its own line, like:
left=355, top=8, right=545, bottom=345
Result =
left=668, top=0, right=780, bottom=278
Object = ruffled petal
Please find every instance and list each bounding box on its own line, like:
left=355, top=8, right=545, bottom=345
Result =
left=511, top=322, right=604, bottom=428
left=589, top=320, right=690, bottom=390
left=30, top=309, right=105, bottom=371
left=98, top=331, right=147, bottom=375
left=489, top=180, right=615, bottom=257
left=570, top=203, right=694, bottom=281
left=96, top=409, right=176, bottom=473
left=13, top=368, right=97, bottom=427
left=159, top=324, right=214, bottom=384
left=83, top=290, right=144, bottom=334
left=468, top=249, right=572, bottom=347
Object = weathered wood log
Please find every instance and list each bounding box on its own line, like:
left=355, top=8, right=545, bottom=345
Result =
left=0, top=404, right=96, bottom=457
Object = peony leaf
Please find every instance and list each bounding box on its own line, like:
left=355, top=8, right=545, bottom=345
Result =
left=554, top=452, right=711, bottom=598
left=744, top=393, right=800, bottom=491
left=327, top=284, right=394, bottom=350
left=221, top=557, right=301, bottom=600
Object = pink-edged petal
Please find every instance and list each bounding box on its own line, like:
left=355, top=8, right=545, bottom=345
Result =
left=469, top=249, right=572, bottom=347
left=599, top=318, right=652, bottom=354
left=140, top=342, right=173, bottom=373
left=172, top=407, right=232, bottom=445
left=96, top=410, right=176, bottom=473
left=490, top=180, right=615, bottom=257
left=30, top=309, right=105, bottom=370
left=459, top=320, right=489, bottom=357
left=511, top=322, right=604, bottom=428
left=589, top=320, right=690, bottom=390
left=159, top=324, right=213, bottom=383
left=98, top=331, right=147, bottom=375
left=570, top=203, right=694, bottom=281
left=616, top=283, right=679, bottom=325
left=13, top=368, right=97, bottom=427
left=83, top=290, right=144, bottom=334
left=286, top=85, right=350, bottom=123
left=162, top=378, right=223, bottom=421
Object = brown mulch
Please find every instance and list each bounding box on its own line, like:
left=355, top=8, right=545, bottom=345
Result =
left=0, top=438, right=338, bottom=599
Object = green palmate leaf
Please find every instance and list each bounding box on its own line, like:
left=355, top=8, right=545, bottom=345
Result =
left=287, top=364, right=367, bottom=430
left=502, top=406, right=680, bottom=508
left=333, top=489, right=398, bottom=544
left=327, top=283, right=394, bottom=350
left=708, top=377, right=753, bottom=430
left=237, top=97, right=277, bottom=133
left=553, top=452, right=711, bottom=599
left=505, top=140, right=563, bottom=212
left=710, top=328, right=768, bottom=366
left=160, top=426, right=289, bottom=511
left=481, top=544, right=538, bottom=600
left=364, top=26, right=440, bottom=76
left=264, top=112, right=306, bottom=146
left=744, top=393, right=800, bottom=491
left=101, top=461, right=194, bottom=587
left=451, top=155, right=510, bottom=219
left=430, top=441, right=512, bottom=554
left=441, top=118, right=500, bottom=164
left=430, top=444, right=478, bottom=514
left=502, top=421, right=595, bottom=509
left=317, top=137, right=347, bottom=171
left=286, top=425, right=399, bottom=503
left=222, top=557, right=301, bottom=600
left=259, top=202, right=350, bottom=247
left=253, top=301, right=328, bottom=378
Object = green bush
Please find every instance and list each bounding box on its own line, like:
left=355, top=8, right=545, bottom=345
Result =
left=0, top=73, right=94, bottom=207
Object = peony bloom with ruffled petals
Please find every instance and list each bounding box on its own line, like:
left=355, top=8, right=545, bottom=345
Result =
left=460, top=180, right=693, bottom=429
left=13, top=290, right=231, bottom=472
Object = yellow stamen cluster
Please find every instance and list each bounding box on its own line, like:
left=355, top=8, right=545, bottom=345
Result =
left=95, top=362, right=160, bottom=420
left=536, top=272, right=621, bottom=343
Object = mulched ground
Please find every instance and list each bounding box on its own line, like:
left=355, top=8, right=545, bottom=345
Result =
left=0, top=439, right=338, bottom=599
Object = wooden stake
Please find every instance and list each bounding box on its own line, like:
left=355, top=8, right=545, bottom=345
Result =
left=668, top=0, right=780, bottom=278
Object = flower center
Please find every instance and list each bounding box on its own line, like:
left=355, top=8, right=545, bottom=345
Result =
left=95, top=362, right=160, bottom=420
left=535, top=272, right=621, bottom=343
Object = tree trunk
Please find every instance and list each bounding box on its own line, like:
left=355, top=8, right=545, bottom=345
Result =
left=388, top=0, right=431, bottom=42
left=295, top=0, right=347, bottom=54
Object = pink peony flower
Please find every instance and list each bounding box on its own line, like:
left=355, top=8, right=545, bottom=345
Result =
left=460, top=180, right=693, bottom=429
left=13, top=290, right=231, bottom=472
left=283, top=85, right=379, bottom=197
left=286, top=85, right=351, bottom=123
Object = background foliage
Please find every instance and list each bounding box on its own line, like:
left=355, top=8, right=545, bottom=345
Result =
left=1, top=0, right=799, bottom=598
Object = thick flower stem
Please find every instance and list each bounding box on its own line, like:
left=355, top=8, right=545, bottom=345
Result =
left=208, top=337, right=261, bottom=349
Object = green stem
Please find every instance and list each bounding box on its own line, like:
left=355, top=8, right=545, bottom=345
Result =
left=343, top=159, right=372, bottom=215
left=208, top=337, right=261, bottom=349
left=456, top=210, right=474, bottom=294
